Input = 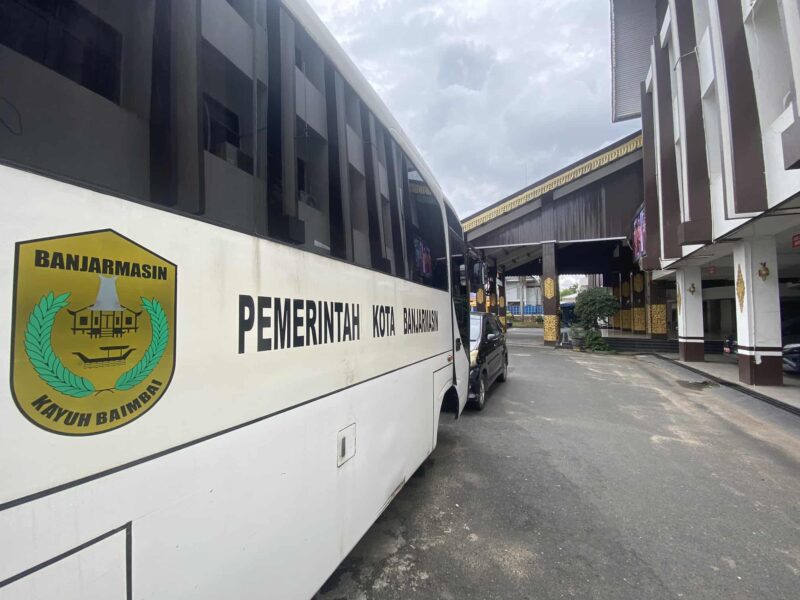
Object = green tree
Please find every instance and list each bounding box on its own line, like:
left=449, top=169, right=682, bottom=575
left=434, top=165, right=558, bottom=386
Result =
left=560, top=284, right=579, bottom=299
left=573, top=288, right=618, bottom=351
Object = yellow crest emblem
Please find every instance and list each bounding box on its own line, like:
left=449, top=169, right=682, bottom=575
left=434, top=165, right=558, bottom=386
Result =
left=11, top=230, right=176, bottom=435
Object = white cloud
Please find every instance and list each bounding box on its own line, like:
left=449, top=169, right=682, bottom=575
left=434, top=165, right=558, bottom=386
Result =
left=306, top=0, right=640, bottom=217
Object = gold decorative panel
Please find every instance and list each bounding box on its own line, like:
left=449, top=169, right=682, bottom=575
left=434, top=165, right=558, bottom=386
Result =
left=477, top=288, right=485, bottom=305
left=736, top=265, right=745, bottom=312
left=544, top=315, right=560, bottom=342
left=650, top=304, right=667, bottom=335
left=544, top=277, right=556, bottom=300
left=499, top=295, right=506, bottom=308
left=633, top=308, right=646, bottom=332
left=620, top=309, right=631, bottom=330
left=633, top=274, right=644, bottom=294
left=621, top=281, right=631, bottom=298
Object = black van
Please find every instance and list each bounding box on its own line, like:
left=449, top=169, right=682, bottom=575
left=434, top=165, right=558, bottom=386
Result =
left=468, top=313, right=509, bottom=410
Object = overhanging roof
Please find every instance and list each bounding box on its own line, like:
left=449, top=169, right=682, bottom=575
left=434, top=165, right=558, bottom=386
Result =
left=462, top=132, right=643, bottom=234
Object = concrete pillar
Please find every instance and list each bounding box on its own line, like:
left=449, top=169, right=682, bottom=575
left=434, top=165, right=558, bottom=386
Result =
left=542, top=242, right=559, bottom=346
left=632, top=271, right=647, bottom=334
left=733, top=238, right=783, bottom=385
left=647, top=275, right=668, bottom=339
left=620, top=272, right=632, bottom=331
left=677, top=267, right=704, bottom=361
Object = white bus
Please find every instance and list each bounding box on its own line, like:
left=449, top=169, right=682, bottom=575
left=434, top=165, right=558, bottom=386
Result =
left=0, top=1, right=470, bottom=597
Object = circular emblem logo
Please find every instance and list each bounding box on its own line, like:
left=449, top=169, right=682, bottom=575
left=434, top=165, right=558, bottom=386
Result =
left=11, top=230, right=176, bottom=435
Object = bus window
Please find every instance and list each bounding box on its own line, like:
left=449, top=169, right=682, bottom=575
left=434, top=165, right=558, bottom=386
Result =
left=402, top=158, right=448, bottom=290
left=293, top=23, right=335, bottom=257
left=383, top=134, right=408, bottom=278
left=0, top=0, right=274, bottom=231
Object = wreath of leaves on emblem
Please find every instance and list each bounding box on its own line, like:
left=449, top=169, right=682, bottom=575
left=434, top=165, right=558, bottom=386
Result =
left=24, top=292, right=95, bottom=398
left=24, top=293, right=169, bottom=397
left=114, top=298, right=169, bottom=391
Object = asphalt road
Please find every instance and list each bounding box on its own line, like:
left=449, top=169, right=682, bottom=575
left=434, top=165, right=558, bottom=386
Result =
left=317, top=329, right=800, bottom=599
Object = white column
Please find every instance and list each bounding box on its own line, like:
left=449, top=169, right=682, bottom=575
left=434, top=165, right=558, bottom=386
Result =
left=677, top=267, right=705, bottom=361
left=733, top=237, right=783, bottom=385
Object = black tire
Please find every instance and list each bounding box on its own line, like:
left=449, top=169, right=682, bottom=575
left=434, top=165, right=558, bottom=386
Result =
left=497, top=355, right=508, bottom=382
left=474, top=374, right=487, bottom=411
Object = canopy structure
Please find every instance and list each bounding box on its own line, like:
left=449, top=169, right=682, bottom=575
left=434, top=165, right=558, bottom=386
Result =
left=462, top=132, right=650, bottom=343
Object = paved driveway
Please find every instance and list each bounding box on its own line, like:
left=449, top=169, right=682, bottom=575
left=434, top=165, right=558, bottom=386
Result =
left=317, top=335, right=800, bottom=600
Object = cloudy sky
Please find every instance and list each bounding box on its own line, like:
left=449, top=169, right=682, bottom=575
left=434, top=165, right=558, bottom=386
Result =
left=306, top=0, right=641, bottom=218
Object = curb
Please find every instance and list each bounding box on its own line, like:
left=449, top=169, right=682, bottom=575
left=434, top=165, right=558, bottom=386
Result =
left=653, top=353, right=800, bottom=419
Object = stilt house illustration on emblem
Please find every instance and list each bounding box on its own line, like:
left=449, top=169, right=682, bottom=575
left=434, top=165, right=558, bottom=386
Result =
left=68, top=276, right=142, bottom=367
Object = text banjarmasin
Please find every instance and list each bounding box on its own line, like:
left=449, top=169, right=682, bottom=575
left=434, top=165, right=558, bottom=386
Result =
left=403, top=308, right=439, bottom=334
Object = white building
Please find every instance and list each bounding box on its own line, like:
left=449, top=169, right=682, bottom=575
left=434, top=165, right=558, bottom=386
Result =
left=610, top=0, right=800, bottom=386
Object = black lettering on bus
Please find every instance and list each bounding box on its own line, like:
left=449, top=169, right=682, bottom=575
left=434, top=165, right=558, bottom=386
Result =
left=65, top=254, right=79, bottom=271
left=34, top=249, right=50, bottom=267
left=41, top=403, right=57, bottom=419
left=257, top=296, right=272, bottom=352
left=352, top=304, right=360, bottom=340
left=324, top=302, right=334, bottom=344
left=343, top=303, right=352, bottom=341
left=52, top=405, right=68, bottom=423
left=96, top=412, right=108, bottom=425
left=116, top=260, right=131, bottom=277
left=238, top=295, right=255, bottom=354
left=293, top=299, right=305, bottom=348
left=334, top=302, right=344, bottom=342
left=306, top=300, right=318, bottom=346
left=31, top=395, right=50, bottom=411
left=50, top=252, right=65, bottom=270
left=274, top=298, right=291, bottom=349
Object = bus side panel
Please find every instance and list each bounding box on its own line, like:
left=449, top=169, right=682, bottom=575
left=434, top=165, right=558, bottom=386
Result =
left=0, top=165, right=451, bottom=504
left=0, top=356, right=442, bottom=600
left=0, top=166, right=452, bottom=598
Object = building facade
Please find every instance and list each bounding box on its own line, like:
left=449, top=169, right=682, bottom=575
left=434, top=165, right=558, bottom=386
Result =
left=610, top=0, right=800, bottom=385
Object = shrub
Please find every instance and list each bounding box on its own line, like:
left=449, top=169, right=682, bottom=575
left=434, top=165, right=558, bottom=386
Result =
left=573, top=288, right=617, bottom=352
left=535, top=315, right=544, bottom=324
left=574, top=288, right=618, bottom=331
left=583, top=329, right=608, bottom=351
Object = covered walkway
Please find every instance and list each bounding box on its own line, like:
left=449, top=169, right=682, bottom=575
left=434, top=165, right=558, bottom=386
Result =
left=462, top=132, right=672, bottom=346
